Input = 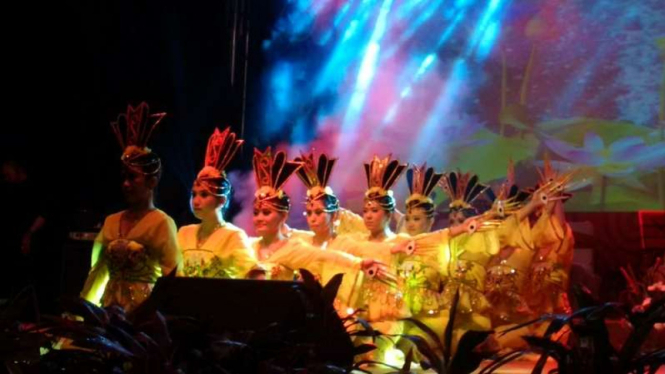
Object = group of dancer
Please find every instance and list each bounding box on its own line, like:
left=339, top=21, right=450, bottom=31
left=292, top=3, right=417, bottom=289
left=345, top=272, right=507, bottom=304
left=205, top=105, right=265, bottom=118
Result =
left=80, top=102, right=575, bottom=360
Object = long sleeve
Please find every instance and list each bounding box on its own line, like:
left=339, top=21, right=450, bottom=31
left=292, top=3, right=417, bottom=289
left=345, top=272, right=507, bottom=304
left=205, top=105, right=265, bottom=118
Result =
left=337, top=208, right=369, bottom=236
left=410, top=229, right=451, bottom=270
left=268, top=240, right=362, bottom=275
left=153, top=216, right=181, bottom=277
left=340, top=238, right=397, bottom=264
left=225, top=230, right=258, bottom=278
left=176, top=228, right=188, bottom=276
left=80, top=233, right=109, bottom=306
left=532, top=210, right=574, bottom=268
left=494, top=215, right=534, bottom=271
left=497, top=215, right=532, bottom=249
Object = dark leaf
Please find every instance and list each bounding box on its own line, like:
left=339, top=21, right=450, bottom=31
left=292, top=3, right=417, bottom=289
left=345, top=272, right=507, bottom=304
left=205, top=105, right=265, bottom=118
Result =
left=402, top=348, right=414, bottom=373
left=69, top=334, right=134, bottom=357
left=399, top=334, right=441, bottom=372
left=627, top=348, right=665, bottom=373
left=355, top=317, right=374, bottom=332
left=322, top=273, right=344, bottom=307
left=353, top=343, right=377, bottom=356
left=523, top=336, right=571, bottom=373
left=531, top=353, right=549, bottom=374
left=402, top=317, right=444, bottom=354
left=479, top=350, right=526, bottom=374
left=620, top=297, right=665, bottom=366
left=450, top=330, right=492, bottom=374
left=542, top=318, right=568, bottom=339
left=106, top=324, right=146, bottom=357
left=299, top=268, right=323, bottom=293
left=59, top=296, right=109, bottom=327
left=497, top=314, right=558, bottom=337
left=350, top=329, right=384, bottom=339
left=444, top=288, right=460, bottom=364
left=137, top=310, right=172, bottom=349
left=166, top=267, right=178, bottom=279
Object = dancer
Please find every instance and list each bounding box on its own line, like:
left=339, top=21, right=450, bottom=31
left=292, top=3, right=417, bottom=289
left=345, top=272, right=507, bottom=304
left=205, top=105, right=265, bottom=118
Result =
left=178, top=127, right=257, bottom=279
left=81, top=102, right=180, bottom=312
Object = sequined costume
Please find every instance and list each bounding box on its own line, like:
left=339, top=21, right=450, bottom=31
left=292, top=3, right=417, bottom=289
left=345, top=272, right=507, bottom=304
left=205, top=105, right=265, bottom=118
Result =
left=179, top=127, right=257, bottom=279
left=523, top=157, right=576, bottom=316
left=483, top=161, right=536, bottom=328
left=81, top=209, right=180, bottom=312
left=178, top=223, right=256, bottom=278
left=80, top=102, right=180, bottom=312
left=438, top=171, right=497, bottom=332
left=525, top=207, right=574, bottom=315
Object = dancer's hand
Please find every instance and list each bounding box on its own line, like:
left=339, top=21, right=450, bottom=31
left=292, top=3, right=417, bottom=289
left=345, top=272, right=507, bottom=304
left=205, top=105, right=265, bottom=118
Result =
left=361, top=259, right=396, bottom=283
left=464, top=217, right=479, bottom=234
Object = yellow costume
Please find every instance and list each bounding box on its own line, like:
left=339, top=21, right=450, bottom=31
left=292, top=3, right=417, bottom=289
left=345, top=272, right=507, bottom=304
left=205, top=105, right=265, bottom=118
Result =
left=351, top=154, right=409, bottom=362
left=337, top=208, right=369, bottom=237
left=81, top=102, right=180, bottom=313
left=484, top=162, right=536, bottom=328
left=251, top=238, right=364, bottom=283
left=81, top=209, right=180, bottom=312
left=487, top=216, right=535, bottom=320
left=400, top=164, right=445, bottom=317
left=525, top=208, right=574, bottom=315
left=438, top=171, right=497, bottom=332
left=524, top=157, right=576, bottom=316
left=179, top=127, right=257, bottom=279
left=442, top=230, right=499, bottom=331
left=178, top=223, right=256, bottom=279
left=292, top=151, right=371, bottom=315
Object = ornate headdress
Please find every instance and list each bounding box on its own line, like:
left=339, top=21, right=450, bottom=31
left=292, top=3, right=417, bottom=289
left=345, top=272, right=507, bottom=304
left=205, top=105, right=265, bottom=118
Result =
left=294, top=151, right=339, bottom=212
left=111, top=102, right=166, bottom=175
left=486, top=160, right=531, bottom=217
left=363, top=154, right=407, bottom=211
left=528, top=153, right=575, bottom=203
left=252, top=147, right=303, bottom=212
left=196, top=127, right=244, bottom=196
left=439, top=170, right=490, bottom=212
left=405, top=164, right=443, bottom=217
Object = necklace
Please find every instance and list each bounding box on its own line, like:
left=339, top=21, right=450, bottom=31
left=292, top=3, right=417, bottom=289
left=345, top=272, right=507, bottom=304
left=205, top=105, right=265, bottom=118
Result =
left=258, top=238, right=284, bottom=260
left=196, top=223, right=223, bottom=249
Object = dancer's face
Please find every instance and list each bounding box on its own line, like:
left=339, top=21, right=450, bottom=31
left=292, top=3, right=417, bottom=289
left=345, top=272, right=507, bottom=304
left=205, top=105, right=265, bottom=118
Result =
left=448, top=210, right=466, bottom=228
left=405, top=207, right=433, bottom=236
left=305, top=199, right=337, bottom=237
left=121, top=168, right=156, bottom=206
left=363, top=200, right=390, bottom=234
left=253, top=202, right=286, bottom=237
left=190, top=182, right=225, bottom=221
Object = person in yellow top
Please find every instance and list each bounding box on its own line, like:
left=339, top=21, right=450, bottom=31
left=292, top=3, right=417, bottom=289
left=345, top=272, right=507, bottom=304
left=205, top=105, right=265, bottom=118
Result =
left=482, top=160, right=541, bottom=328
left=339, top=154, right=411, bottom=362
left=524, top=158, right=576, bottom=317
left=480, top=161, right=563, bottom=350
left=177, top=127, right=257, bottom=279
left=292, top=151, right=369, bottom=315
left=247, top=148, right=384, bottom=282
left=80, top=102, right=181, bottom=313
left=398, top=164, right=448, bottom=328
left=437, top=170, right=499, bottom=332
